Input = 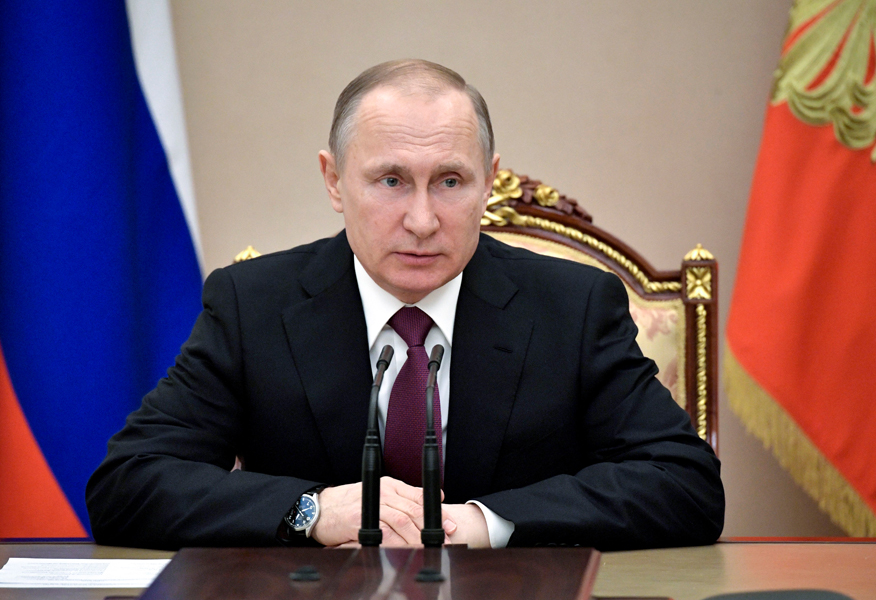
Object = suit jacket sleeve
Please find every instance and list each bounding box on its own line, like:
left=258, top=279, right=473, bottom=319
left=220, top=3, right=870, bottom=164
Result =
left=471, top=268, right=724, bottom=551
left=86, top=266, right=322, bottom=549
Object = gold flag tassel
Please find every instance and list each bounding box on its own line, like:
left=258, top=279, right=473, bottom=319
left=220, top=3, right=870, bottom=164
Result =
left=724, top=345, right=876, bottom=537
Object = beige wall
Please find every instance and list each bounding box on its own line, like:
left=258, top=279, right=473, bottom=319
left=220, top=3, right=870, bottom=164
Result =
left=170, top=0, right=845, bottom=537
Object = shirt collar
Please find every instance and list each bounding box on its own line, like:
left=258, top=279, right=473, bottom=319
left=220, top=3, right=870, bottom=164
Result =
left=354, top=255, right=461, bottom=349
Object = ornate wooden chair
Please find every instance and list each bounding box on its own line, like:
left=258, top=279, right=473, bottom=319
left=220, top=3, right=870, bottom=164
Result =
left=481, top=169, right=718, bottom=451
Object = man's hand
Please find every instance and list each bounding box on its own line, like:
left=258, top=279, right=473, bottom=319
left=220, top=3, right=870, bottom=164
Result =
left=441, top=503, right=490, bottom=548
left=312, top=476, right=447, bottom=547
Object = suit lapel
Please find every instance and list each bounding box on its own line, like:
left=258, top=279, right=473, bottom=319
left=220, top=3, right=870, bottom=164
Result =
left=444, top=237, right=534, bottom=502
left=280, top=234, right=535, bottom=492
left=282, top=233, right=372, bottom=484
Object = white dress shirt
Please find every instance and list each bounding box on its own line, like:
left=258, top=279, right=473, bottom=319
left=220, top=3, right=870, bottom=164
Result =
left=353, top=257, right=514, bottom=548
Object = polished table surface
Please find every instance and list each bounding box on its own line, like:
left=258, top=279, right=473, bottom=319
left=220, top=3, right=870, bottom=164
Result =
left=593, top=540, right=876, bottom=600
left=1, top=540, right=875, bottom=600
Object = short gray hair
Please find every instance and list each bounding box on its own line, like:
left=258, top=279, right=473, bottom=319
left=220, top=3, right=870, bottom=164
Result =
left=328, top=59, right=494, bottom=173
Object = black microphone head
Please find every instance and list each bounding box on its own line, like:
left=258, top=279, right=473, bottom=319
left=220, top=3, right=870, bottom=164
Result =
left=428, top=344, right=445, bottom=369
left=377, top=344, right=394, bottom=369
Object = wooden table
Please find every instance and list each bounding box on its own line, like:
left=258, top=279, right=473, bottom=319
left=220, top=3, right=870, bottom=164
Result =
left=593, top=539, right=876, bottom=600
left=2, top=540, right=875, bottom=600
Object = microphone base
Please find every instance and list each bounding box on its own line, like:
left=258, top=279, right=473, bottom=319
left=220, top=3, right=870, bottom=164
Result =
left=421, top=528, right=444, bottom=548
left=415, top=567, right=445, bottom=582
left=358, top=529, right=383, bottom=547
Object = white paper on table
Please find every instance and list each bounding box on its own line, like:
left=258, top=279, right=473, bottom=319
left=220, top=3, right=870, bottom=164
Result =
left=0, top=558, right=171, bottom=588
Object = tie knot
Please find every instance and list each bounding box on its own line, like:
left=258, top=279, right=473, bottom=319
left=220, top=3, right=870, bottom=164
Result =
left=388, top=306, right=433, bottom=348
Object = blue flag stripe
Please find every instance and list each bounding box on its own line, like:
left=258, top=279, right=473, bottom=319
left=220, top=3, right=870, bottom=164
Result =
left=0, top=2, right=203, bottom=534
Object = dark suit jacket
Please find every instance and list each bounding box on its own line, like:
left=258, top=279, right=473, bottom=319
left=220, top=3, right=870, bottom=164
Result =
left=86, top=232, right=724, bottom=550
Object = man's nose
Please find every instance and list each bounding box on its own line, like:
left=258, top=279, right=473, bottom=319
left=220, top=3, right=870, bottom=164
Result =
left=403, top=188, right=439, bottom=238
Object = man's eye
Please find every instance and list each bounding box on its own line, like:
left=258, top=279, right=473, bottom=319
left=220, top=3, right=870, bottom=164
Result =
left=382, top=177, right=400, bottom=187
left=442, top=178, right=459, bottom=188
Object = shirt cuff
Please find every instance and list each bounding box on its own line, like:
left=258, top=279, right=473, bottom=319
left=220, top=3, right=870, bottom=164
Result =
left=466, top=500, right=514, bottom=548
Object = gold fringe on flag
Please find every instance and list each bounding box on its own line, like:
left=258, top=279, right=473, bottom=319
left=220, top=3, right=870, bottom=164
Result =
left=724, top=345, right=876, bottom=536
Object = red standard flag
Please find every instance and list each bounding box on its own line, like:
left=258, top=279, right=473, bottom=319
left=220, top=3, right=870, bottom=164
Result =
left=726, top=0, right=876, bottom=536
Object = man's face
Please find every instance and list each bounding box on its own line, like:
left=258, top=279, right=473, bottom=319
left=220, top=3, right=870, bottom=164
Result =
left=320, top=86, right=499, bottom=304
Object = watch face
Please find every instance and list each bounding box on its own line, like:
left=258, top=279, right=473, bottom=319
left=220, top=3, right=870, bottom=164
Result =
left=291, top=495, right=317, bottom=530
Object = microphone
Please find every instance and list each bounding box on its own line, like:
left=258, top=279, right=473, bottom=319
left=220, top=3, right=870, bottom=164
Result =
left=421, top=344, right=445, bottom=547
left=359, top=344, right=393, bottom=546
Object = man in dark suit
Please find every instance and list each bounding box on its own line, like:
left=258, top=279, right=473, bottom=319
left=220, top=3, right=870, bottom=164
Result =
left=87, top=59, right=724, bottom=550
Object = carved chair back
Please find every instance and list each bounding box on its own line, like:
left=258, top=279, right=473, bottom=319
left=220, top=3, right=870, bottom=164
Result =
left=481, top=169, right=718, bottom=451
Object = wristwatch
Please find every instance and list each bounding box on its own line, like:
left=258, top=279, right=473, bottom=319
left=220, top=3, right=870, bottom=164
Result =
left=284, top=491, right=321, bottom=538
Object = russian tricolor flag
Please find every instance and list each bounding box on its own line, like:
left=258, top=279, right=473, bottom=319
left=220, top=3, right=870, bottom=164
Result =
left=0, top=1, right=203, bottom=537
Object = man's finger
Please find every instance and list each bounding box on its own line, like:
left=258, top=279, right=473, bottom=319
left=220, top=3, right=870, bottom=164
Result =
left=379, top=504, right=423, bottom=545
left=379, top=524, right=411, bottom=547
left=380, top=476, right=425, bottom=503
left=379, top=478, right=428, bottom=529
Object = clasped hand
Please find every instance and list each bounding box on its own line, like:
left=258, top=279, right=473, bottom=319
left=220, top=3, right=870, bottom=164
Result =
left=311, top=476, right=489, bottom=548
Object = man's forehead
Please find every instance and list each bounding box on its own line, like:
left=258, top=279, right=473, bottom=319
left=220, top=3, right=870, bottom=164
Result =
left=351, top=87, right=481, bottom=149
left=357, top=84, right=474, bottom=121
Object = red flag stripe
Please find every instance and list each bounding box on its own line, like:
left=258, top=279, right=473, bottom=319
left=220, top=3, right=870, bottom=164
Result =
left=0, top=343, right=87, bottom=538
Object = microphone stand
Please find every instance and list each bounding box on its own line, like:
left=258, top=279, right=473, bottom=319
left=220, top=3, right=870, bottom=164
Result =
left=421, top=344, right=445, bottom=548
left=359, top=345, right=393, bottom=546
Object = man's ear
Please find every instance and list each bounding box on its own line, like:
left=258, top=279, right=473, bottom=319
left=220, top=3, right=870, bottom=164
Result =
left=319, top=150, right=343, bottom=213
left=482, top=153, right=500, bottom=210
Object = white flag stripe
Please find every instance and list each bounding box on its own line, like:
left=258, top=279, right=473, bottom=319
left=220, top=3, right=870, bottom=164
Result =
left=126, top=0, right=204, bottom=274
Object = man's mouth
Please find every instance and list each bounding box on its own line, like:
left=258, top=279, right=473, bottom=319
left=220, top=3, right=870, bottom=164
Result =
left=395, top=251, right=440, bottom=265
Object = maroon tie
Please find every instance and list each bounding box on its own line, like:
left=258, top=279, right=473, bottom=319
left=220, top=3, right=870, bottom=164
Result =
left=384, top=306, right=442, bottom=487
